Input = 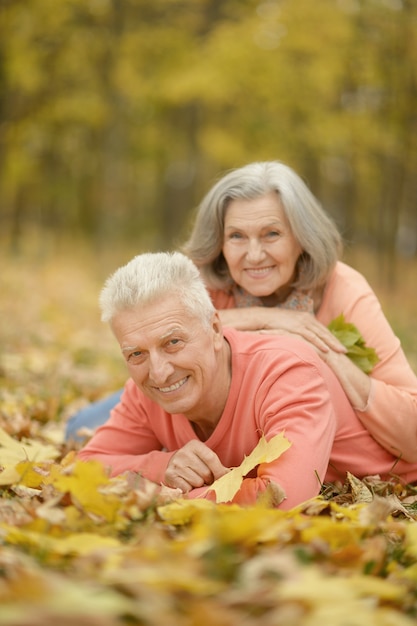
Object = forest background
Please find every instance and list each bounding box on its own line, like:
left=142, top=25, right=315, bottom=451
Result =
left=1, top=0, right=417, bottom=364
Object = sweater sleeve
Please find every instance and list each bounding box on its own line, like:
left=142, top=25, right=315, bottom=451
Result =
left=77, top=380, right=176, bottom=481
left=317, top=263, right=417, bottom=461
left=229, top=361, right=340, bottom=508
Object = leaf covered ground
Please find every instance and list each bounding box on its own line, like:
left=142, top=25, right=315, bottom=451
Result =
left=2, top=244, right=417, bottom=626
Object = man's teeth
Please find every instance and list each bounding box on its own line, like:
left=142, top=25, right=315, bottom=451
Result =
left=159, top=377, right=187, bottom=393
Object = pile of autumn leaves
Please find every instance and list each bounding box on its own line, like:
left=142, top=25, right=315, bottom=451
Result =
left=1, top=252, right=417, bottom=625
left=2, top=431, right=417, bottom=626
left=2, top=439, right=417, bottom=626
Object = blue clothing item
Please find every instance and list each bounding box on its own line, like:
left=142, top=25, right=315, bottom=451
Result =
left=65, top=389, right=123, bottom=441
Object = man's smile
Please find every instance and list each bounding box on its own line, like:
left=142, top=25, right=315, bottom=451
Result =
left=156, top=376, right=189, bottom=393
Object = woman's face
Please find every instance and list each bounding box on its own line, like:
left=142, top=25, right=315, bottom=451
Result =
left=222, top=192, right=302, bottom=300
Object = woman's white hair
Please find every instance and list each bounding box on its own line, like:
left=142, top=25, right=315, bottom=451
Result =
left=99, top=251, right=215, bottom=327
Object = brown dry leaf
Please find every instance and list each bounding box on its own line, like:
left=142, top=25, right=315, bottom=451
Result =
left=35, top=494, right=67, bottom=525
left=346, top=471, right=374, bottom=503
left=359, top=494, right=415, bottom=524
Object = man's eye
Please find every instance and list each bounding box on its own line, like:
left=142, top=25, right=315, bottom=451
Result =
left=128, top=351, right=143, bottom=362
left=168, top=338, right=184, bottom=348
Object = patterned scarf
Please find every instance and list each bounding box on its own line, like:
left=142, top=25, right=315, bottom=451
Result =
left=232, top=284, right=314, bottom=313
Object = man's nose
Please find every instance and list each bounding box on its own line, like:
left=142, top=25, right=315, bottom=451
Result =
left=246, top=238, right=265, bottom=262
left=148, top=352, right=174, bottom=384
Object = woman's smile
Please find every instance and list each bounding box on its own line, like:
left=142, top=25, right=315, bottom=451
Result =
left=244, top=265, right=276, bottom=279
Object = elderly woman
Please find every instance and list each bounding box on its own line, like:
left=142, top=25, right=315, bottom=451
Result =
left=67, top=161, right=417, bottom=464
left=182, top=161, right=417, bottom=462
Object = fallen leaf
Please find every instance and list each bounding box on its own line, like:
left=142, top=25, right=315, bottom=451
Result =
left=346, top=471, right=374, bottom=503
left=0, top=427, right=59, bottom=486
left=50, top=460, right=123, bottom=522
left=206, top=432, right=291, bottom=503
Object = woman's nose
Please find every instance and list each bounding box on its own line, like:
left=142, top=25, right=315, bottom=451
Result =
left=246, top=238, right=265, bottom=262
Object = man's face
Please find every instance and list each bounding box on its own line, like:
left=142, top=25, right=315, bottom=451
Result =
left=111, top=295, right=224, bottom=420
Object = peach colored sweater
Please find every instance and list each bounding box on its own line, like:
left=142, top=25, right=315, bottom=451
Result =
left=79, top=327, right=417, bottom=509
left=210, top=261, right=417, bottom=463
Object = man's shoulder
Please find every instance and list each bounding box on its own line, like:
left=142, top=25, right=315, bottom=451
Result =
left=224, top=327, right=319, bottom=364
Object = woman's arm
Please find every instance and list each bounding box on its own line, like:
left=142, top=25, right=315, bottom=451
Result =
left=318, top=349, right=371, bottom=411
left=316, top=263, right=417, bottom=462
left=218, top=307, right=346, bottom=353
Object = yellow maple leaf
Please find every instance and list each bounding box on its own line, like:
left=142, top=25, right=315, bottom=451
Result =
left=4, top=526, right=121, bottom=557
left=12, top=460, right=53, bottom=488
left=158, top=498, right=216, bottom=525
left=49, top=460, right=122, bottom=522
left=206, top=432, right=291, bottom=503
left=0, top=427, right=59, bottom=486
left=404, top=523, right=417, bottom=560
left=300, top=516, right=366, bottom=550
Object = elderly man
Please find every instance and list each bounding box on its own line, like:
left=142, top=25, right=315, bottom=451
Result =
left=78, top=252, right=417, bottom=509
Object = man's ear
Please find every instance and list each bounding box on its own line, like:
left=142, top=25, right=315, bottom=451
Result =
left=211, top=311, right=224, bottom=348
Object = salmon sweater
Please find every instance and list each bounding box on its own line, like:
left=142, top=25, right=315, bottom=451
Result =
left=78, top=327, right=417, bottom=509
left=209, top=261, right=417, bottom=463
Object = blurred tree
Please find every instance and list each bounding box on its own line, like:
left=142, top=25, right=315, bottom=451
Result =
left=0, top=0, right=416, bottom=277
left=334, top=0, right=417, bottom=284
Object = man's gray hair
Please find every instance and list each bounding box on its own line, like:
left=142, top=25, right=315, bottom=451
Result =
left=99, top=251, right=215, bottom=327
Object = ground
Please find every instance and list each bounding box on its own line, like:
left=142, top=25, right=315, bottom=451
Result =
left=1, top=240, right=417, bottom=625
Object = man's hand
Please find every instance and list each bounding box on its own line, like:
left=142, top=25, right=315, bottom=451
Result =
left=164, top=440, right=229, bottom=492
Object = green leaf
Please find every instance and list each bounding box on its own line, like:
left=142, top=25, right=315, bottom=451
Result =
left=328, top=314, right=380, bottom=374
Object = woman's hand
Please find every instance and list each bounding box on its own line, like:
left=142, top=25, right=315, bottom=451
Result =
left=219, top=307, right=346, bottom=354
